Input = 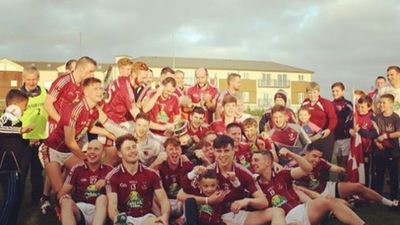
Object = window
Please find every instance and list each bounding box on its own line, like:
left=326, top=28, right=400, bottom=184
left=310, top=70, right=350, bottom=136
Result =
left=298, top=93, right=304, bottom=104
left=10, top=80, right=17, bottom=87
left=260, top=73, right=271, bottom=87
left=277, top=74, right=288, bottom=87
left=242, top=92, right=250, bottom=103
left=47, top=63, right=51, bottom=68
left=298, top=74, right=304, bottom=81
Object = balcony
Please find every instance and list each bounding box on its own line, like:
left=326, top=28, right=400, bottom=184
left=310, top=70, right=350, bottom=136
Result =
left=258, top=79, right=290, bottom=88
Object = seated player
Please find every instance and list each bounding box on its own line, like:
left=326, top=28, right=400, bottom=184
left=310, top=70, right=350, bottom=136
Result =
left=152, top=137, right=194, bottom=222
left=58, top=140, right=112, bottom=225
left=252, top=149, right=369, bottom=225
left=295, top=147, right=398, bottom=208
left=184, top=169, right=229, bottom=225
left=106, top=134, right=170, bottom=225
left=226, top=122, right=252, bottom=169
left=187, top=106, right=209, bottom=143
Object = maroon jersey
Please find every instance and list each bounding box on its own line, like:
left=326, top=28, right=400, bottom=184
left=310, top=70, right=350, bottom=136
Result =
left=198, top=196, right=224, bottom=224
left=187, top=84, right=219, bottom=123
left=356, top=112, right=378, bottom=153
left=257, top=170, right=300, bottom=214
left=48, top=73, right=83, bottom=128
left=187, top=123, right=209, bottom=141
left=235, top=142, right=252, bottom=169
left=295, top=159, right=331, bottom=193
left=44, top=98, right=99, bottom=153
left=158, top=160, right=193, bottom=199
left=103, top=76, right=148, bottom=123
left=148, top=91, right=181, bottom=135
left=268, top=123, right=311, bottom=164
left=209, top=163, right=258, bottom=213
left=65, top=162, right=113, bottom=204
left=106, top=163, right=162, bottom=217
left=216, top=89, right=234, bottom=106
left=302, top=96, right=338, bottom=132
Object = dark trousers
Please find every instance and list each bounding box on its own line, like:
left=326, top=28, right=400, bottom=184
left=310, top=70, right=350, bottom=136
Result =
left=372, top=154, right=399, bottom=199
left=27, top=143, right=44, bottom=201
left=0, top=171, right=22, bottom=225
left=184, top=198, right=225, bottom=225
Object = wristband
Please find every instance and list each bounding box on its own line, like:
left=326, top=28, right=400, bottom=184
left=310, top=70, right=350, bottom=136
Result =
left=205, top=197, right=209, bottom=205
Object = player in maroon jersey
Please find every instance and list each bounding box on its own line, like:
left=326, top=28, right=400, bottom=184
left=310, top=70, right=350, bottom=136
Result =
left=252, top=149, right=368, bottom=225
left=225, top=122, right=252, bottom=169
left=178, top=135, right=286, bottom=225
left=146, top=76, right=181, bottom=139
left=41, top=78, right=115, bottom=194
left=151, top=137, right=194, bottom=222
left=186, top=68, right=219, bottom=124
left=101, top=61, right=151, bottom=165
left=106, top=134, right=170, bottom=225
left=58, top=140, right=112, bottom=225
left=209, top=95, right=237, bottom=135
left=295, top=147, right=399, bottom=208
left=44, top=56, right=97, bottom=133
left=215, top=73, right=241, bottom=120
left=187, top=106, right=209, bottom=143
left=267, top=105, right=311, bottom=165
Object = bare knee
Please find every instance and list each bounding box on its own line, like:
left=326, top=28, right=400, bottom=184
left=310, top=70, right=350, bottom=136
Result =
left=95, top=195, right=107, bottom=206
left=60, top=198, right=75, bottom=210
left=269, top=207, right=285, bottom=219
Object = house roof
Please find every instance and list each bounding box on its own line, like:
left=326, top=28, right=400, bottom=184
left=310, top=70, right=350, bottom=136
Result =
left=133, top=56, right=314, bottom=74
left=12, top=60, right=111, bottom=71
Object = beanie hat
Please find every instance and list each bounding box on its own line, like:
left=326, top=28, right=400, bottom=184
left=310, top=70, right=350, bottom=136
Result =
left=274, top=89, right=287, bottom=104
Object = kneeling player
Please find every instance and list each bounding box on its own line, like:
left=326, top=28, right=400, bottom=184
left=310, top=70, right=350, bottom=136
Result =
left=58, top=140, right=112, bottom=225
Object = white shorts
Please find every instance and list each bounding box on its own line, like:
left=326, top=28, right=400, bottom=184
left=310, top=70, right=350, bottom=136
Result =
left=76, top=202, right=95, bottom=225
left=127, top=213, right=156, bottom=225
left=321, top=181, right=337, bottom=198
left=333, top=138, right=350, bottom=156
left=39, top=144, right=73, bottom=166
left=222, top=210, right=249, bottom=225
left=286, top=203, right=311, bottom=225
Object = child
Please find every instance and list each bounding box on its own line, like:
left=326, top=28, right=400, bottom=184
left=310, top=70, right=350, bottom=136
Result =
left=349, top=96, right=378, bottom=187
left=373, top=93, right=400, bottom=201
left=0, top=89, right=32, bottom=225
left=184, top=169, right=226, bottom=225
left=297, top=106, right=323, bottom=142
left=331, top=82, right=353, bottom=180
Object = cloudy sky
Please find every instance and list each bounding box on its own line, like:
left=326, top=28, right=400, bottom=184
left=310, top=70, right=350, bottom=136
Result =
left=1, top=0, right=399, bottom=96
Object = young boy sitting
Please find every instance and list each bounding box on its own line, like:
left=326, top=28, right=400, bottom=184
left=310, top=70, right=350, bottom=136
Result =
left=297, top=106, right=322, bottom=142
left=184, top=169, right=228, bottom=225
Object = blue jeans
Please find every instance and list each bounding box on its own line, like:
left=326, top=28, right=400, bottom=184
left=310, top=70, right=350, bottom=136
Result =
left=0, top=171, right=22, bottom=225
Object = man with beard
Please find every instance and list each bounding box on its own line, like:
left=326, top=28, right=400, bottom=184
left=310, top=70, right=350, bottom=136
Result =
left=187, top=68, right=219, bottom=124
left=102, top=61, right=151, bottom=165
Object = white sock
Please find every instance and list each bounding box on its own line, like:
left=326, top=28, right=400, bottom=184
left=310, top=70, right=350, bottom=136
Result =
left=381, top=198, right=394, bottom=206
